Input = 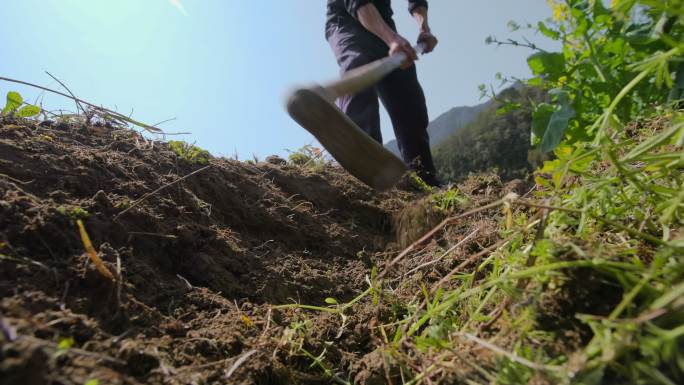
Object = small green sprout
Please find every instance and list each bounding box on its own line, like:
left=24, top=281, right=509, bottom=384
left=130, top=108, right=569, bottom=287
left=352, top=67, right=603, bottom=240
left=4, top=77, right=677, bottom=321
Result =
left=1, top=91, right=41, bottom=118
left=409, top=172, right=433, bottom=193
left=432, top=188, right=469, bottom=212
left=168, top=140, right=211, bottom=165
left=287, top=145, right=326, bottom=170
left=56, top=206, right=90, bottom=220
left=55, top=336, right=75, bottom=357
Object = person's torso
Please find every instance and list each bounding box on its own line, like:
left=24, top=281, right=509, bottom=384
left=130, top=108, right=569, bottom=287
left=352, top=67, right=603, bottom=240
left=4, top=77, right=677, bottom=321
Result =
left=326, top=0, right=396, bottom=38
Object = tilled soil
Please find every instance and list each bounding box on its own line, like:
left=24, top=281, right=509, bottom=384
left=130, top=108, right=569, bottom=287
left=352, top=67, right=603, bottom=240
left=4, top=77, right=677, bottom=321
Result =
left=1, top=119, right=550, bottom=385
left=0, top=119, right=418, bottom=385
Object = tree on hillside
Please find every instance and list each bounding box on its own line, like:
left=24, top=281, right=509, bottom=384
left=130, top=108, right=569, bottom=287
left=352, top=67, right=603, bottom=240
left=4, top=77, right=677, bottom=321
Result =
left=433, top=86, right=546, bottom=183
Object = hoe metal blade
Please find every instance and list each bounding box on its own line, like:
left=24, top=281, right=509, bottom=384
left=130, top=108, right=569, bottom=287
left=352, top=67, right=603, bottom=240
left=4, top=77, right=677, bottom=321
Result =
left=286, top=86, right=407, bottom=191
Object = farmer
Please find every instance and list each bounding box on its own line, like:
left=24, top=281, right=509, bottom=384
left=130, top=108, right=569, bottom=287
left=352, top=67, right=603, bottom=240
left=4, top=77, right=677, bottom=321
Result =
left=325, top=0, right=440, bottom=187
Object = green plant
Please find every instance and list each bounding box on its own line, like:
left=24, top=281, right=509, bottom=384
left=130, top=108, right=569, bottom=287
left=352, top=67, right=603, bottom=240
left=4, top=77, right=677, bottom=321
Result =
left=115, top=199, right=131, bottom=210
left=500, top=0, right=684, bottom=153
left=168, top=140, right=211, bottom=165
left=55, top=336, right=74, bottom=358
left=57, top=206, right=90, bottom=220
left=432, top=188, right=469, bottom=213
left=408, top=172, right=434, bottom=192
left=1, top=91, right=41, bottom=118
left=275, top=2, right=684, bottom=383
left=287, top=145, right=326, bottom=171
left=433, top=86, right=547, bottom=183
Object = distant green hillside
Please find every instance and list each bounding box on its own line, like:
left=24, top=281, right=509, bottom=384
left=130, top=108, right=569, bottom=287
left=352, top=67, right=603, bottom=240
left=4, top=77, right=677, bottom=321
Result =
left=384, top=101, right=491, bottom=157
left=433, top=86, right=547, bottom=183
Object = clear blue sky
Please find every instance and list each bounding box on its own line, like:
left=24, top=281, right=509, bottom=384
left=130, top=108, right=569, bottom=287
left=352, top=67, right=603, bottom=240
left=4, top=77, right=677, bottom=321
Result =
left=0, top=1, right=554, bottom=158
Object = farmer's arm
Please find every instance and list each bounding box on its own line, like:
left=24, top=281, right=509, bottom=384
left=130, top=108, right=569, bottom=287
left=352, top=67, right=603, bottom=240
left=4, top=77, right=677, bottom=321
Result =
left=410, top=3, right=438, bottom=53
left=356, top=3, right=417, bottom=66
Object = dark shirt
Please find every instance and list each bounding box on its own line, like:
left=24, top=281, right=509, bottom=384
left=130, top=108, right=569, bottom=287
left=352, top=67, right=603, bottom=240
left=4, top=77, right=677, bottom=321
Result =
left=325, top=0, right=428, bottom=39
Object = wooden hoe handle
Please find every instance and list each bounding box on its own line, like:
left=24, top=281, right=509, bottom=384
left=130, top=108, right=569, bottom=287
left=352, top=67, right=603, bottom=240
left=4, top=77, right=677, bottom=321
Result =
left=322, top=43, right=427, bottom=100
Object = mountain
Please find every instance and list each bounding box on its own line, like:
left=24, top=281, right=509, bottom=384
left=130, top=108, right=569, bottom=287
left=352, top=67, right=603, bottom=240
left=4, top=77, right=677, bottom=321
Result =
left=384, top=100, right=491, bottom=157
left=433, top=86, right=548, bottom=183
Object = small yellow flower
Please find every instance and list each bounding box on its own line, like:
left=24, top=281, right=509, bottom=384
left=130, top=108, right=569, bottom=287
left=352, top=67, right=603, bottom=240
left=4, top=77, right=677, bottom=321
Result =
left=240, top=314, right=254, bottom=327
left=558, top=76, right=568, bottom=86
left=547, top=0, right=568, bottom=22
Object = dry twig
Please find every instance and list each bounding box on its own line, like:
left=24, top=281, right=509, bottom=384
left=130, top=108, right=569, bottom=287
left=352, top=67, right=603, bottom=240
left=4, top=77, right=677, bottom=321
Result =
left=404, top=226, right=482, bottom=277
left=45, top=71, right=85, bottom=116
left=431, top=237, right=513, bottom=294
left=0, top=76, right=163, bottom=133
left=19, top=335, right=125, bottom=365
left=113, top=165, right=211, bottom=221
left=76, top=219, right=115, bottom=281
left=225, top=349, right=258, bottom=379
left=455, top=332, right=562, bottom=372
left=380, top=198, right=506, bottom=279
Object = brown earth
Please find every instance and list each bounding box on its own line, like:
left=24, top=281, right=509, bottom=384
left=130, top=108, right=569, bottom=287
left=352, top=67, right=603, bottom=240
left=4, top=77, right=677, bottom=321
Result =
left=0, top=117, right=421, bottom=384
left=0, top=118, right=557, bottom=384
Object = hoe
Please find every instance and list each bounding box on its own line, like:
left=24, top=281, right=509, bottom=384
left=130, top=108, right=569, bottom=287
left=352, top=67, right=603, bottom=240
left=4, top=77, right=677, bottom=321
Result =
left=286, top=45, right=425, bottom=191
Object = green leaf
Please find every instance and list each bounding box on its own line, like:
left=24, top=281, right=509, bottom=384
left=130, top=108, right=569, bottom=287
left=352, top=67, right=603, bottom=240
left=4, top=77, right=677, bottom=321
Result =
left=55, top=336, right=75, bottom=357
left=541, top=106, right=575, bottom=153
left=527, top=52, right=565, bottom=82
left=2, top=91, right=23, bottom=115
left=16, top=105, right=41, bottom=118
left=537, top=22, right=560, bottom=40
left=84, top=380, right=99, bottom=385
left=324, top=297, right=338, bottom=305
left=496, top=102, right=522, bottom=115
left=532, top=103, right=556, bottom=138
left=593, top=0, right=610, bottom=17
left=526, top=77, right=543, bottom=86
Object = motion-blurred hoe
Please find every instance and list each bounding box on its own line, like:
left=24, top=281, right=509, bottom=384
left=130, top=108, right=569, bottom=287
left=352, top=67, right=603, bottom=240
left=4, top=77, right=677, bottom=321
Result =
left=286, top=45, right=425, bottom=191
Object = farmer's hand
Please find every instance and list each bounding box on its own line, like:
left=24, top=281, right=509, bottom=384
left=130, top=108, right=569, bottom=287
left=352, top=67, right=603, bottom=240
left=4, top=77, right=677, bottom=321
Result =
left=418, top=30, right=438, bottom=54
left=388, top=34, right=418, bottom=69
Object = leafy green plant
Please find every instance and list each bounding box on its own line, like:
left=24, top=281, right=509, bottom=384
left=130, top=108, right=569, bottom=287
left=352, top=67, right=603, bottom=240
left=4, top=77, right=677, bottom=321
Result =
left=432, top=188, right=469, bottom=213
left=408, top=171, right=434, bottom=192
left=1, top=91, right=41, bottom=118
left=168, top=140, right=211, bottom=165
left=287, top=145, right=327, bottom=171
left=487, top=0, right=684, bottom=153
left=57, top=206, right=90, bottom=220
left=276, top=2, right=684, bottom=384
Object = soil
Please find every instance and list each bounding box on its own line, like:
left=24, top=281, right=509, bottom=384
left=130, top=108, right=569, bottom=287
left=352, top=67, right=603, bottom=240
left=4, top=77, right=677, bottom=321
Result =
left=0, top=119, right=585, bottom=385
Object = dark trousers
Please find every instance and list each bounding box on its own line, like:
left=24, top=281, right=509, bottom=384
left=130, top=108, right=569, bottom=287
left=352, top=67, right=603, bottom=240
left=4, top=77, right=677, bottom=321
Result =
left=327, top=26, right=438, bottom=185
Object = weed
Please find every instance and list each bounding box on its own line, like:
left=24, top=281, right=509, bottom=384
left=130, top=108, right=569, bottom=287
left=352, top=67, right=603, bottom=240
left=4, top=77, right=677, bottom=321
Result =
left=288, top=152, right=309, bottom=165
left=114, top=199, right=131, bottom=210
left=432, top=188, right=469, bottom=213
left=57, top=206, right=90, bottom=220
left=287, top=145, right=326, bottom=171
left=408, top=172, right=433, bottom=192
left=1, top=91, right=41, bottom=118
left=168, top=140, right=211, bottom=165
left=276, top=2, right=684, bottom=382
left=55, top=336, right=74, bottom=358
